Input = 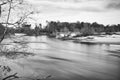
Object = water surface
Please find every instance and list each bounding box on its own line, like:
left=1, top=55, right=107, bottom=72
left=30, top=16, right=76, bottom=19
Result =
left=1, top=36, right=120, bottom=80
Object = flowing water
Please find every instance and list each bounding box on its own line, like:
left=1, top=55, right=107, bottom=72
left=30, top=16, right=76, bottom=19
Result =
left=1, top=35, right=120, bottom=80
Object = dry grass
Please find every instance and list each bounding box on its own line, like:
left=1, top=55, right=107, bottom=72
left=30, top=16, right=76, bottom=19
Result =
left=0, top=45, right=35, bottom=59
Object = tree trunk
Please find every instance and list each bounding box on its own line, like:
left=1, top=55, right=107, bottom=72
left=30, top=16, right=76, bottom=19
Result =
left=0, top=5, right=1, bottom=17
left=0, top=0, right=12, bottom=43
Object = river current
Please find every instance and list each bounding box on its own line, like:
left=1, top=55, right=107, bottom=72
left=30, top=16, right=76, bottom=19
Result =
left=1, top=35, right=120, bottom=80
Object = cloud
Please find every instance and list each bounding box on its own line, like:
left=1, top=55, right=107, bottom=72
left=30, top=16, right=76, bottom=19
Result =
left=105, top=0, right=120, bottom=10
left=28, top=0, right=105, bottom=13
left=55, top=6, right=103, bottom=12
left=25, top=0, right=120, bottom=25
left=106, top=2, right=120, bottom=10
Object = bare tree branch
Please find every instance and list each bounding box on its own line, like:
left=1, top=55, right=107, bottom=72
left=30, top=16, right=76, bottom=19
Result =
left=0, top=0, right=12, bottom=43
left=0, top=1, right=8, bottom=16
left=15, top=11, right=34, bottom=26
left=0, top=22, right=16, bottom=26
left=2, top=73, right=19, bottom=80
left=0, top=2, right=8, bottom=5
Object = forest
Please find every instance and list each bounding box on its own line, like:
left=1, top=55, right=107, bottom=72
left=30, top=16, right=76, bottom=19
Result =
left=0, top=21, right=120, bottom=37
left=45, top=21, right=120, bottom=36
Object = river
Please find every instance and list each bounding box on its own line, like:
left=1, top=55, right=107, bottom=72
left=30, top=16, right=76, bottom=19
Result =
left=1, top=35, right=120, bottom=80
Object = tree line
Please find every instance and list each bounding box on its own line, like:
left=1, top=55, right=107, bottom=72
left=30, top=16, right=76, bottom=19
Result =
left=44, top=21, right=120, bottom=36
left=1, top=21, right=120, bottom=37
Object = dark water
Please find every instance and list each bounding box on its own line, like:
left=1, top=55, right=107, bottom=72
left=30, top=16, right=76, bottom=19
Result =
left=1, top=36, right=120, bottom=80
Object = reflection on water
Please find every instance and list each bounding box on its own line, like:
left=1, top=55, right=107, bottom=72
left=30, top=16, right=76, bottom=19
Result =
left=1, top=36, right=120, bottom=80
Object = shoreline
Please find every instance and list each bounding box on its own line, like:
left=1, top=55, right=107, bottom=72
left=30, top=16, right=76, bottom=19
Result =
left=56, top=34, right=120, bottom=45
left=73, top=40, right=120, bottom=45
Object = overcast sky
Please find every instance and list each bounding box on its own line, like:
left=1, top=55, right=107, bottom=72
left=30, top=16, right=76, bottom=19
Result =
left=26, top=0, right=120, bottom=26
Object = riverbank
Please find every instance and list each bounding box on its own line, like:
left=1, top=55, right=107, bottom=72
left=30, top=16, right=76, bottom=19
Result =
left=73, top=35, right=120, bottom=45
left=52, top=34, right=120, bottom=45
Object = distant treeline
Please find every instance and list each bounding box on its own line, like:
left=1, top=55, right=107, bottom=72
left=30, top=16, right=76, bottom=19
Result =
left=0, top=23, right=45, bottom=36
left=44, top=21, right=120, bottom=36
left=0, top=23, right=16, bottom=36
left=0, top=21, right=120, bottom=36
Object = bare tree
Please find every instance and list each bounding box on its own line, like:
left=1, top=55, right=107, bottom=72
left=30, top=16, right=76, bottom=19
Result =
left=0, top=0, right=38, bottom=43
left=0, top=0, right=13, bottom=42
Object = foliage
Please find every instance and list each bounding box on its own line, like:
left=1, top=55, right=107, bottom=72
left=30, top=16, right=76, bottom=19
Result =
left=80, top=23, right=95, bottom=36
left=45, top=21, right=120, bottom=36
